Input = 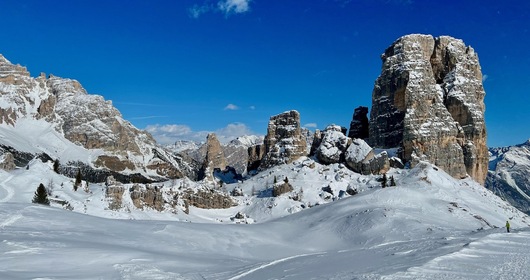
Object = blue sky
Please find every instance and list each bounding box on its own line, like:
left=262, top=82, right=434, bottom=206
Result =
left=0, top=0, right=529, bottom=147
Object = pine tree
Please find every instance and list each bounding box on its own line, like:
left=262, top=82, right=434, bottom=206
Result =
left=74, top=169, right=82, bottom=191
left=53, top=159, right=60, bottom=173
left=381, top=173, right=387, bottom=188
left=32, top=183, right=50, bottom=205
left=390, top=175, right=396, bottom=187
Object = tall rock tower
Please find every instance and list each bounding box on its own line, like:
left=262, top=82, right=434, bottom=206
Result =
left=259, top=110, right=307, bottom=169
left=369, top=34, right=488, bottom=184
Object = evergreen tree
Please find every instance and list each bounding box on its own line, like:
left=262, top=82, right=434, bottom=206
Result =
left=390, top=175, right=396, bottom=187
left=74, top=169, right=82, bottom=191
left=381, top=173, right=388, bottom=188
left=32, top=183, right=50, bottom=205
left=53, top=159, right=60, bottom=173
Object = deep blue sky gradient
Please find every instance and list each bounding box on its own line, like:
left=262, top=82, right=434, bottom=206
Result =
left=1, top=0, right=529, bottom=146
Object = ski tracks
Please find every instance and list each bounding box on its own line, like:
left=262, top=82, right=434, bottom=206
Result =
left=227, top=252, right=325, bottom=280
left=0, top=174, right=15, bottom=203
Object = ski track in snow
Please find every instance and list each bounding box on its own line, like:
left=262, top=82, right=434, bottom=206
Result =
left=0, top=174, right=14, bottom=203
left=227, top=252, right=326, bottom=280
left=384, top=231, right=530, bottom=280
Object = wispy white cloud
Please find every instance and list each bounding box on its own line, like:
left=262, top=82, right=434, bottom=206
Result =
left=482, top=74, right=489, bottom=82
left=249, top=105, right=256, bottom=110
left=188, top=0, right=252, bottom=18
left=224, top=103, right=239, bottom=110
left=303, top=123, right=318, bottom=129
left=218, top=0, right=251, bottom=15
left=145, top=123, right=258, bottom=145
left=188, top=4, right=212, bottom=19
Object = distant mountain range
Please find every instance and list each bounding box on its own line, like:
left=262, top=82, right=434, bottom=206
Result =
left=487, top=140, right=530, bottom=214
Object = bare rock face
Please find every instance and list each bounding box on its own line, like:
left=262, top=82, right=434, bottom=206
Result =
left=368, top=34, right=487, bottom=184
left=105, top=186, right=125, bottom=210
left=0, top=54, right=187, bottom=181
left=247, top=144, right=265, bottom=172
left=260, top=110, right=307, bottom=169
left=316, top=125, right=351, bottom=164
left=180, top=187, right=235, bottom=209
left=199, top=133, right=228, bottom=181
left=129, top=184, right=164, bottom=211
left=348, top=106, right=369, bottom=139
left=0, top=152, right=16, bottom=171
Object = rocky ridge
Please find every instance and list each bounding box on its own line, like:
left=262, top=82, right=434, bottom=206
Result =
left=0, top=54, right=188, bottom=182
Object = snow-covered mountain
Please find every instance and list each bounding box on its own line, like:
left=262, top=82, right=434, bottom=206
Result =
left=487, top=139, right=530, bottom=214
left=0, top=54, right=192, bottom=182
left=1, top=154, right=529, bottom=279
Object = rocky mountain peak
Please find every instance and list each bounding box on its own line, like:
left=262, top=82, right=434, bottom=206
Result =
left=259, top=110, right=307, bottom=169
left=0, top=53, right=189, bottom=182
left=369, top=34, right=488, bottom=184
left=198, top=133, right=228, bottom=181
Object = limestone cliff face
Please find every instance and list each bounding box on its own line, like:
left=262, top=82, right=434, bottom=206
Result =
left=0, top=54, right=186, bottom=181
left=260, top=110, right=307, bottom=169
left=368, top=34, right=488, bottom=184
left=198, top=133, right=228, bottom=181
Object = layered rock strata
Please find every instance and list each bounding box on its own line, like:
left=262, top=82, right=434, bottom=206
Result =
left=368, top=34, right=488, bottom=184
left=260, top=110, right=307, bottom=169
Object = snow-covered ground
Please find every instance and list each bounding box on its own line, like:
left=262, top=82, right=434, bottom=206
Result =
left=1, top=158, right=529, bottom=279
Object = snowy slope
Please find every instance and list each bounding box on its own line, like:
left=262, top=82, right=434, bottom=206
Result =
left=487, top=140, right=530, bottom=214
left=1, top=155, right=529, bottom=279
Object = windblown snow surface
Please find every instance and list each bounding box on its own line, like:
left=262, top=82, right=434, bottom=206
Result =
left=1, top=157, right=530, bottom=279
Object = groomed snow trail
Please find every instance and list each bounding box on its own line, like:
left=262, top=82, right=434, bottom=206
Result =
left=384, top=230, right=530, bottom=280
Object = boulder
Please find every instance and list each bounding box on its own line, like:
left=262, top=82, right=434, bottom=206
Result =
left=344, top=138, right=389, bottom=175
left=315, top=125, right=351, bottom=164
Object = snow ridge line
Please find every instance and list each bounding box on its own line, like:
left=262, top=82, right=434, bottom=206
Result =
left=227, top=252, right=325, bottom=280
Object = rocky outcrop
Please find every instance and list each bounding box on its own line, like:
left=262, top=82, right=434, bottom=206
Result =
left=247, top=144, right=264, bottom=172
left=272, top=178, right=293, bottom=197
left=348, top=106, right=369, bottom=139
left=0, top=152, right=16, bottom=171
left=130, top=184, right=165, bottom=211
left=368, top=34, right=488, bottom=184
left=309, top=129, right=322, bottom=157
left=260, top=110, right=307, bottom=169
left=315, top=125, right=351, bottom=164
left=198, top=133, right=228, bottom=181
left=180, top=187, right=235, bottom=209
left=105, top=186, right=125, bottom=210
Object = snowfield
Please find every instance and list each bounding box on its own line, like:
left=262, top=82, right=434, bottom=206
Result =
left=1, top=158, right=529, bottom=279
